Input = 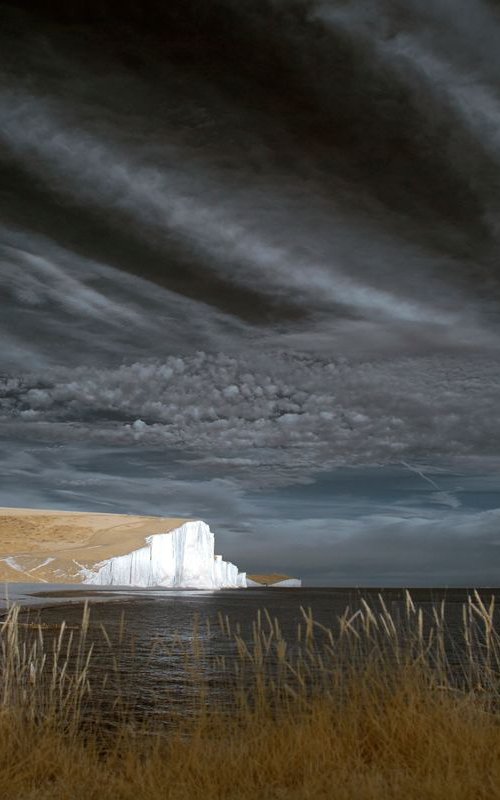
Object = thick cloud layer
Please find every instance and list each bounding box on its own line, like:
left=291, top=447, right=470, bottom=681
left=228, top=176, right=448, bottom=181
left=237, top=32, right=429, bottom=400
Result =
left=2, top=0, right=500, bottom=337
left=2, top=353, right=500, bottom=487
left=1, top=1, right=500, bottom=581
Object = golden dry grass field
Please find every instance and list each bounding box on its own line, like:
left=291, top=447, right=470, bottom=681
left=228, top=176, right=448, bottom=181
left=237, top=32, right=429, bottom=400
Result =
left=1, top=593, right=500, bottom=799
left=1, top=676, right=499, bottom=800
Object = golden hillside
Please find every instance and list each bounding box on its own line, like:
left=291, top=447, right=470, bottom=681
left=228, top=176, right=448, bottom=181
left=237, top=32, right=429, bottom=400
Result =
left=0, top=508, right=188, bottom=583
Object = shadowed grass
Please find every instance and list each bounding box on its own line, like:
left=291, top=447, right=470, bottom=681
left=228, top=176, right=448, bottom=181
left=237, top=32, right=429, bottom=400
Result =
left=1, top=592, right=500, bottom=799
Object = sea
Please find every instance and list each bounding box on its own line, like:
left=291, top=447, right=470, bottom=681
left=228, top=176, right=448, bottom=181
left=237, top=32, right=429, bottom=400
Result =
left=9, top=586, right=500, bottom=725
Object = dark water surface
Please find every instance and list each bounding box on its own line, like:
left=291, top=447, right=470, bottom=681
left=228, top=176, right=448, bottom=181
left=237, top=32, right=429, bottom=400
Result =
left=17, top=587, right=500, bottom=724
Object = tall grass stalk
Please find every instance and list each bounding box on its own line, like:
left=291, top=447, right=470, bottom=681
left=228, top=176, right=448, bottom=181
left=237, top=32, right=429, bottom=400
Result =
left=1, top=592, right=500, bottom=798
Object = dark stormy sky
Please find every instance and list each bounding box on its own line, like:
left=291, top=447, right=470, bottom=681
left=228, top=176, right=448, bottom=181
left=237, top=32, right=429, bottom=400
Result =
left=1, top=0, right=500, bottom=584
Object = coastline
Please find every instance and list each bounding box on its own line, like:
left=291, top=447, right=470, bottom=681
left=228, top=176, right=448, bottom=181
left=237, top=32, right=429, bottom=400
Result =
left=0, top=507, right=189, bottom=583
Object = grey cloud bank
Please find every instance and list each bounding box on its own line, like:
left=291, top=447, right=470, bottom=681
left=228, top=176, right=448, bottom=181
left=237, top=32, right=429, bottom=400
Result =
left=2, top=353, right=500, bottom=485
left=0, top=440, right=498, bottom=584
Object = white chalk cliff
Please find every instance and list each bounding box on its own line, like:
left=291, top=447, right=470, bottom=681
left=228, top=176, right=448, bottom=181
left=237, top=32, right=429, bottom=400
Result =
left=79, top=520, right=247, bottom=589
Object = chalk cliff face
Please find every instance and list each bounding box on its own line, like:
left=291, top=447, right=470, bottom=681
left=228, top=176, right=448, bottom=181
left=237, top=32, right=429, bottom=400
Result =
left=79, top=520, right=247, bottom=589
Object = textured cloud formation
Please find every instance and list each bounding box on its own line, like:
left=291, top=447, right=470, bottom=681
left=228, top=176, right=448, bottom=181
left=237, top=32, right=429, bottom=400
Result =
left=1, top=1, right=500, bottom=334
left=0, top=85, right=484, bottom=333
left=2, top=1, right=500, bottom=354
left=0, top=227, right=247, bottom=370
left=2, top=352, right=499, bottom=487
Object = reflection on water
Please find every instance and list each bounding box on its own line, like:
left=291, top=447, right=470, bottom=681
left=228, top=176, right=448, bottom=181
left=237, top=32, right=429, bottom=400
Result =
left=16, top=587, right=500, bottom=724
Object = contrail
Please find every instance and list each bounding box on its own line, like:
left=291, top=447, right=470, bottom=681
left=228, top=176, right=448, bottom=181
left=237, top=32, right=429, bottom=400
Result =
left=400, top=460, right=441, bottom=490
left=400, top=461, right=462, bottom=509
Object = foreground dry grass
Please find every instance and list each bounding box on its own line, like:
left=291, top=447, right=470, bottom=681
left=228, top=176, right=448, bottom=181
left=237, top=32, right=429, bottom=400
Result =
left=1, top=677, right=500, bottom=800
left=1, top=594, right=500, bottom=799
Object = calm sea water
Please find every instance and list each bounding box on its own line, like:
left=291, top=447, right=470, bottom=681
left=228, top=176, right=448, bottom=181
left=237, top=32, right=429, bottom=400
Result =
left=16, top=587, right=500, bottom=723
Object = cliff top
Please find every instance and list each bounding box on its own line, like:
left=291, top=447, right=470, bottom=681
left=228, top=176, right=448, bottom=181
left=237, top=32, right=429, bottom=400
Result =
left=0, top=507, right=189, bottom=583
left=247, top=573, right=294, bottom=585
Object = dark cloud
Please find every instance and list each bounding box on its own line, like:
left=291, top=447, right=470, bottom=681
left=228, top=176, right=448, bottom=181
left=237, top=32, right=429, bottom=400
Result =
left=2, top=1, right=500, bottom=329
left=2, top=353, right=500, bottom=486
